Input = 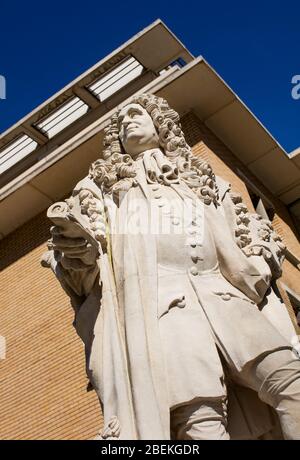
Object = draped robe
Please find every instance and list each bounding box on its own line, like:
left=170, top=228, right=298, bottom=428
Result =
left=45, top=150, right=297, bottom=439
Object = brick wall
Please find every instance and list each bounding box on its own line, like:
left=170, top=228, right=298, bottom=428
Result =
left=0, top=213, right=102, bottom=439
left=0, top=111, right=299, bottom=439
left=182, top=112, right=300, bottom=331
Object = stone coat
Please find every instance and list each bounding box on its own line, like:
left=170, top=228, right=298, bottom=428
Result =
left=47, top=151, right=296, bottom=440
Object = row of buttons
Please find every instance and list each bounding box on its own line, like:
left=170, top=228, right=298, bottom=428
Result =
left=188, top=227, right=202, bottom=276
left=152, top=185, right=181, bottom=225
left=153, top=188, right=167, bottom=210
left=151, top=184, right=202, bottom=276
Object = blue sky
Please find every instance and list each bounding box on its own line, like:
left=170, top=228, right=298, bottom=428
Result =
left=0, top=0, right=299, bottom=153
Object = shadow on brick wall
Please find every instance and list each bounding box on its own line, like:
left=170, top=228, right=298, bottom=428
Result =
left=0, top=211, right=51, bottom=271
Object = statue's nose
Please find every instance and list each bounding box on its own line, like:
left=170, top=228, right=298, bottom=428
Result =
left=121, top=114, right=131, bottom=127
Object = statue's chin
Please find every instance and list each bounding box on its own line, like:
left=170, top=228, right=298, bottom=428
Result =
left=123, top=142, right=161, bottom=159
left=122, top=133, right=160, bottom=158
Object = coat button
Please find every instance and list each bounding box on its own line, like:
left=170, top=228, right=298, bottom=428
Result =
left=221, top=293, right=231, bottom=301
left=154, top=194, right=162, bottom=199
left=172, top=217, right=180, bottom=225
left=152, top=185, right=159, bottom=191
left=190, top=266, right=198, bottom=276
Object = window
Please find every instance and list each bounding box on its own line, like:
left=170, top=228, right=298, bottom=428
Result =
left=35, top=97, right=89, bottom=139
left=0, top=335, right=6, bottom=360
left=87, top=56, right=144, bottom=102
left=159, top=58, right=186, bottom=75
left=170, top=57, right=186, bottom=68
left=0, top=135, right=38, bottom=174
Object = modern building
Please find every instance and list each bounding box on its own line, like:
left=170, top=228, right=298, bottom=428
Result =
left=0, top=19, right=299, bottom=440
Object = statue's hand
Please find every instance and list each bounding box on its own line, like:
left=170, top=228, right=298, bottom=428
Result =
left=49, top=225, right=98, bottom=271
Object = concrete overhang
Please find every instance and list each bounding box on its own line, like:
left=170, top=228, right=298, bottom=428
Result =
left=291, top=148, right=300, bottom=168
left=156, top=60, right=300, bottom=221
left=1, top=53, right=300, bottom=238
left=0, top=19, right=193, bottom=148
left=156, top=60, right=300, bottom=208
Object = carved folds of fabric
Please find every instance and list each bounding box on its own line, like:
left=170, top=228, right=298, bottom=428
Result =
left=75, top=188, right=107, bottom=248
left=229, top=192, right=252, bottom=249
left=89, top=154, right=138, bottom=199
left=228, top=192, right=285, bottom=278
left=247, top=213, right=286, bottom=278
left=181, top=156, right=220, bottom=206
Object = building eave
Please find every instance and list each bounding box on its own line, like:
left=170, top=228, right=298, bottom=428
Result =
left=0, top=19, right=193, bottom=144
left=1, top=33, right=300, bottom=238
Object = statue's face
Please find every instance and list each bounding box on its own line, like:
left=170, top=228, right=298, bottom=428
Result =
left=118, top=103, right=159, bottom=158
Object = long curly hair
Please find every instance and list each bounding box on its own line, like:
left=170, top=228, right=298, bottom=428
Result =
left=89, top=93, right=219, bottom=205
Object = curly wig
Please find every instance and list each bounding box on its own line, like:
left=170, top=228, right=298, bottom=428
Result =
left=89, top=93, right=219, bottom=205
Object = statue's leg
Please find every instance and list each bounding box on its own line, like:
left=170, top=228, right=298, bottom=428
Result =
left=170, top=399, right=229, bottom=440
left=236, top=349, right=300, bottom=440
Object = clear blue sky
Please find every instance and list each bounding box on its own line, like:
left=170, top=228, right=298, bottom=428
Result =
left=0, top=0, right=299, bottom=153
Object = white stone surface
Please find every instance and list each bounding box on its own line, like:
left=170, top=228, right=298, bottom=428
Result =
left=42, top=93, right=300, bottom=440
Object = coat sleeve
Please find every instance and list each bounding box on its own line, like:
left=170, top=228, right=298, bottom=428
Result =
left=217, top=176, right=286, bottom=281
left=41, top=176, right=107, bottom=308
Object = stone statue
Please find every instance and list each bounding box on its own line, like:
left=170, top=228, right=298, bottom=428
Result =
left=42, top=93, right=300, bottom=440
